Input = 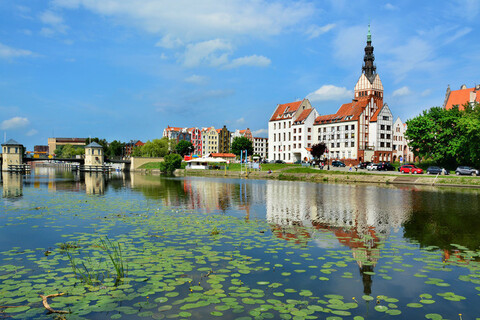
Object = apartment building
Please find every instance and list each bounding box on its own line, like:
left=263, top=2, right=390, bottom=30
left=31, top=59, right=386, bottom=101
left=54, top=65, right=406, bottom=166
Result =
left=253, top=137, right=268, bottom=160
left=202, top=127, right=218, bottom=156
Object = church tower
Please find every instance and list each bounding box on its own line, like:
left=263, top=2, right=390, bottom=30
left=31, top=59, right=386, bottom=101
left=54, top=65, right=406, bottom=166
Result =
left=354, top=25, right=384, bottom=101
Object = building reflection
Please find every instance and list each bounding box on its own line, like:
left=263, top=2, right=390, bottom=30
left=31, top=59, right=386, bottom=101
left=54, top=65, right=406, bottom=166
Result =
left=84, top=172, right=105, bottom=195
left=266, top=181, right=412, bottom=294
left=2, top=173, right=23, bottom=198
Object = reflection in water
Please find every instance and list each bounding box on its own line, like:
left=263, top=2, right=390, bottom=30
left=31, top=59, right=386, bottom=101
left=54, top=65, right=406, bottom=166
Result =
left=2, top=173, right=23, bottom=198
left=85, top=172, right=105, bottom=195
left=266, top=181, right=412, bottom=295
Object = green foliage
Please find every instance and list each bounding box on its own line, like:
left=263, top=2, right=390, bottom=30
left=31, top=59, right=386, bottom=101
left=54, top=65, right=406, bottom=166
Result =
left=159, top=153, right=183, bottom=174
left=108, top=140, right=125, bottom=158
left=405, top=103, right=480, bottom=168
left=175, top=140, right=194, bottom=157
left=230, top=137, right=253, bottom=156
left=137, top=138, right=169, bottom=157
left=310, top=142, right=327, bottom=159
left=55, top=144, right=85, bottom=158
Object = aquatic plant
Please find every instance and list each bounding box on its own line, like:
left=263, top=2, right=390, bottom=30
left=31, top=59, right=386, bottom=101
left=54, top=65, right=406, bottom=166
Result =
left=98, top=237, right=127, bottom=284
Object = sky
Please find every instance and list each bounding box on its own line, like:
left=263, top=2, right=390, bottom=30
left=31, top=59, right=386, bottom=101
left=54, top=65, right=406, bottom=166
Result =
left=1, top=0, right=479, bottom=150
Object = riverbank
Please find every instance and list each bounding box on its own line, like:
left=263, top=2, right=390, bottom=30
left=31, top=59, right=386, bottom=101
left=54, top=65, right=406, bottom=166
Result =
left=162, top=167, right=480, bottom=188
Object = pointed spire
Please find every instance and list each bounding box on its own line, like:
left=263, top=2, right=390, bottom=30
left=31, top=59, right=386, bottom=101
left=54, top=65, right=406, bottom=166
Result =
left=362, top=24, right=376, bottom=83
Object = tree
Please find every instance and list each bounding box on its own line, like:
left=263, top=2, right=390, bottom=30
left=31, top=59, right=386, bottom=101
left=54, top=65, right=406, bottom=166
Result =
left=310, top=142, right=327, bottom=160
left=108, top=140, right=125, bottom=158
left=405, top=103, right=480, bottom=168
left=230, top=137, right=253, bottom=157
left=56, top=144, right=84, bottom=158
left=175, top=140, right=194, bottom=157
left=138, top=138, right=169, bottom=157
left=90, top=137, right=109, bottom=154
left=159, top=153, right=183, bottom=174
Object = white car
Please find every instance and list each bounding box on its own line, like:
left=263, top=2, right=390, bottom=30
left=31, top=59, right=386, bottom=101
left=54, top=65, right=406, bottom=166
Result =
left=367, top=163, right=379, bottom=171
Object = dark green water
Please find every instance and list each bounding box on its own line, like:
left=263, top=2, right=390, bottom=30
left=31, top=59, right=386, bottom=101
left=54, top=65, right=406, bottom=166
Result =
left=1, top=167, right=480, bottom=320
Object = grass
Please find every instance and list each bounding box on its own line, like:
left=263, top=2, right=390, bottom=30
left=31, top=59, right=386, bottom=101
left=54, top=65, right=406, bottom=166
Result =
left=65, top=237, right=127, bottom=286
left=138, top=162, right=162, bottom=169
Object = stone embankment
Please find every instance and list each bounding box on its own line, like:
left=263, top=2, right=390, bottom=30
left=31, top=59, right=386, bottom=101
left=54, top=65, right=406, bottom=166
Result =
left=174, top=169, right=480, bottom=189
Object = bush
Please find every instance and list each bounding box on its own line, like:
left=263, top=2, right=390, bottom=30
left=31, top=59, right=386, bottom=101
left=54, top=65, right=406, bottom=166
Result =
left=159, top=154, right=183, bottom=175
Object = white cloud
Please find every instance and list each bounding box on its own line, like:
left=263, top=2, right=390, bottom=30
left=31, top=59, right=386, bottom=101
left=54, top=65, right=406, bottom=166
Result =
left=225, top=55, right=271, bottom=69
left=392, top=86, right=411, bottom=97
left=253, top=129, right=268, bottom=137
left=0, top=117, right=30, bottom=130
left=183, top=39, right=232, bottom=67
left=421, top=89, right=432, bottom=97
left=0, top=43, right=33, bottom=59
left=306, top=85, right=353, bottom=102
left=39, top=10, right=68, bottom=35
left=306, top=24, right=335, bottom=39
left=184, top=75, right=208, bottom=85
left=384, top=3, right=397, bottom=10
left=52, top=0, right=314, bottom=41
left=235, top=117, right=245, bottom=125
left=155, top=34, right=183, bottom=49
left=444, top=27, right=472, bottom=45
left=26, top=129, right=38, bottom=136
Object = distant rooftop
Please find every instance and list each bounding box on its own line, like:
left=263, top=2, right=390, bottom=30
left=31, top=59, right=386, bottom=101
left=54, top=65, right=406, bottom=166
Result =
left=2, top=139, right=21, bottom=146
left=86, top=142, right=103, bottom=148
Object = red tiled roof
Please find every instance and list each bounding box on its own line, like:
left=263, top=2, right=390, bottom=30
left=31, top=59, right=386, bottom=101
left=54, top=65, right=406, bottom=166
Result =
left=370, top=107, right=382, bottom=122
left=270, top=100, right=303, bottom=121
left=293, top=109, right=312, bottom=124
left=165, top=126, right=183, bottom=131
left=314, top=98, right=368, bottom=125
left=445, top=87, right=480, bottom=110
left=210, top=153, right=236, bottom=158
left=216, top=129, right=221, bottom=133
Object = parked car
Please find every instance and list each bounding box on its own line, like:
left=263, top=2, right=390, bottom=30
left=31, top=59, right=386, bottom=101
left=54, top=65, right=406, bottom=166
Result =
left=275, top=160, right=286, bottom=164
left=426, top=166, right=449, bottom=175
left=367, top=163, right=379, bottom=171
left=376, top=163, right=395, bottom=171
left=399, top=164, right=423, bottom=174
left=455, top=166, right=479, bottom=176
left=331, top=160, right=346, bottom=167
left=357, top=162, right=372, bottom=169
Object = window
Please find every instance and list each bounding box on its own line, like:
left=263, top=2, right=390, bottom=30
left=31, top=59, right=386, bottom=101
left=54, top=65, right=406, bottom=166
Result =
left=351, top=133, right=355, bottom=138
left=307, top=143, right=311, bottom=147
left=380, top=133, right=385, bottom=139
left=323, top=135, right=326, bottom=141
left=383, top=116, right=389, bottom=120
left=293, top=136, right=296, bottom=141
left=318, top=128, right=321, bottom=133
left=293, top=143, right=296, bottom=148
left=345, top=134, right=348, bottom=139
left=283, top=133, right=286, bottom=141
left=298, top=143, right=301, bottom=148
left=387, top=125, right=391, bottom=131
left=323, top=128, right=326, bottom=132
left=331, top=143, right=334, bottom=148
left=387, top=142, right=391, bottom=148
left=318, top=136, right=321, bottom=141
left=381, top=125, right=385, bottom=130
left=337, top=142, right=340, bottom=148
left=387, top=134, right=391, bottom=139
left=336, top=134, right=340, bottom=139
left=284, top=122, right=286, bottom=129
left=351, top=142, right=355, bottom=147
left=307, top=135, right=311, bottom=140
left=293, top=128, right=296, bottom=133
left=299, top=128, right=302, bottom=133
left=289, top=121, right=291, bottom=128
left=308, top=128, right=311, bottom=133
left=289, top=145, right=291, bottom=151
left=351, top=125, right=355, bottom=130
left=274, top=123, right=276, bottom=130
left=289, top=132, right=291, bottom=140
left=380, top=142, right=385, bottom=147
left=337, top=126, right=340, bottom=131
left=345, top=125, right=348, bottom=130
left=344, top=142, right=348, bottom=147
left=273, top=134, right=276, bottom=142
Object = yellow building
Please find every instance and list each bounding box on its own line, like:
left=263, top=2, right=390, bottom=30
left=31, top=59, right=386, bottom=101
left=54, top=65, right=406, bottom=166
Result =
left=201, top=127, right=219, bottom=156
left=2, top=139, right=23, bottom=171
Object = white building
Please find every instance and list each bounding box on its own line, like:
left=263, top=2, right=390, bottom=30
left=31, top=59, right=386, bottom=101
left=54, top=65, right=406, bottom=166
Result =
left=201, top=127, right=218, bottom=157
left=253, top=137, right=268, bottom=160
left=392, top=117, right=415, bottom=163
left=268, top=99, right=318, bottom=163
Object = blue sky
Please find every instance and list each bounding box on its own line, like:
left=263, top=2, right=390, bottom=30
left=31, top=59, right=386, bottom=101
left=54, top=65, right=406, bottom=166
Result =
left=1, top=0, right=479, bottom=150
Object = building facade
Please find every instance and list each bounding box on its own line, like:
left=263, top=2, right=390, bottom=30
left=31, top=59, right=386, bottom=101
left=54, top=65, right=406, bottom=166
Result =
left=312, top=27, right=394, bottom=164
left=202, top=127, right=219, bottom=156
left=268, top=99, right=317, bottom=162
left=218, top=125, right=231, bottom=153
left=48, top=138, right=86, bottom=155
left=188, top=128, right=202, bottom=156
left=392, top=117, right=415, bottom=163
left=231, top=128, right=253, bottom=143
left=253, top=137, right=268, bottom=160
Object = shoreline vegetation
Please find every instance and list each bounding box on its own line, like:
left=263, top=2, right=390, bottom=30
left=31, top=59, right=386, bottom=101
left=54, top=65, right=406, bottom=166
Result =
left=135, top=163, right=480, bottom=188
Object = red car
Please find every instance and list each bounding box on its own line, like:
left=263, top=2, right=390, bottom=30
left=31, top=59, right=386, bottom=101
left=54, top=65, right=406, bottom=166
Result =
left=399, top=164, right=423, bottom=174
